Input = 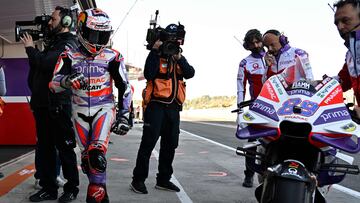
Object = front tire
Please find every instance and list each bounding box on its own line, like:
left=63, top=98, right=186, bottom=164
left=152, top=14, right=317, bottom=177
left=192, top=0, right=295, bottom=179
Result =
left=261, top=176, right=313, bottom=203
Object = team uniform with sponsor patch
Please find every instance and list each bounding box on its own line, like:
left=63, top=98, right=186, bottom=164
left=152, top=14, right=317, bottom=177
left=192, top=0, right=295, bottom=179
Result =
left=237, top=52, right=267, bottom=104
left=264, top=45, right=314, bottom=84
left=337, top=30, right=360, bottom=104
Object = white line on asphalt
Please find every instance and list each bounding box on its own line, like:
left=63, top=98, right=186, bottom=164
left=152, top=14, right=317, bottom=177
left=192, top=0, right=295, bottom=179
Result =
left=332, top=184, right=360, bottom=199
left=180, top=129, right=236, bottom=151
left=182, top=120, right=237, bottom=129
left=180, top=129, right=360, bottom=199
left=152, top=150, right=193, bottom=203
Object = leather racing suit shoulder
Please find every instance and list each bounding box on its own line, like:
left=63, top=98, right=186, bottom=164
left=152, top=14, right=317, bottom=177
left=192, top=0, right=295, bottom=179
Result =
left=50, top=47, right=131, bottom=110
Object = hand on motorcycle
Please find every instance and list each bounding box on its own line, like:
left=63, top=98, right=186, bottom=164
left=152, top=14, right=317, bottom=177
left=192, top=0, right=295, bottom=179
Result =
left=111, top=110, right=130, bottom=136
left=64, top=72, right=87, bottom=90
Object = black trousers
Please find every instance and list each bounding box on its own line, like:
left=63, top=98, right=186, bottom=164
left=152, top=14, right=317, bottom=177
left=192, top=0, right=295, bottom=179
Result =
left=133, top=102, right=180, bottom=183
left=33, top=105, right=79, bottom=194
left=244, top=144, right=256, bottom=177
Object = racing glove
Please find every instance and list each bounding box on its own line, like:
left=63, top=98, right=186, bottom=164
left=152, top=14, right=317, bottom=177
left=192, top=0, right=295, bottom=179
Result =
left=63, top=72, right=87, bottom=90
left=111, top=110, right=130, bottom=135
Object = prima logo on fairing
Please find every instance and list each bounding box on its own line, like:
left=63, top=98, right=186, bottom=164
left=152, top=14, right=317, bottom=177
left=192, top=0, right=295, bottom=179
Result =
left=288, top=89, right=312, bottom=96
left=320, top=110, right=349, bottom=122
left=76, top=65, right=105, bottom=74
left=252, top=102, right=275, bottom=115
left=250, top=100, right=279, bottom=121
left=314, top=107, right=350, bottom=125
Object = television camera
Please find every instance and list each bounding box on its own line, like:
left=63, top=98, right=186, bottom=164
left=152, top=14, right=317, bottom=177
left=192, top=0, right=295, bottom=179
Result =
left=15, top=14, right=51, bottom=42
left=145, top=10, right=186, bottom=56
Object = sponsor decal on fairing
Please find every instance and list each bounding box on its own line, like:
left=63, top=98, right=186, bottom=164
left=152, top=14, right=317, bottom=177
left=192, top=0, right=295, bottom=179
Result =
left=250, top=99, right=279, bottom=121
left=313, top=107, right=351, bottom=125
left=341, top=123, right=357, bottom=132
left=243, top=112, right=255, bottom=121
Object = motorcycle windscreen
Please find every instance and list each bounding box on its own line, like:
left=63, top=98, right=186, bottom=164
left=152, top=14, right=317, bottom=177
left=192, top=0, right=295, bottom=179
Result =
left=279, top=56, right=313, bottom=85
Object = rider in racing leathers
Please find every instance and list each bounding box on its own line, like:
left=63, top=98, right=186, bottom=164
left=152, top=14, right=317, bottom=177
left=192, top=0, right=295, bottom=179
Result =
left=49, top=8, right=131, bottom=203
left=262, top=29, right=314, bottom=84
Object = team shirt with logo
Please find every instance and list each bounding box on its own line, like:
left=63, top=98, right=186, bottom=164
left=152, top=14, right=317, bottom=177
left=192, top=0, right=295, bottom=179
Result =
left=237, top=52, right=267, bottom=104
left=264, top=45, right=314, bottom=85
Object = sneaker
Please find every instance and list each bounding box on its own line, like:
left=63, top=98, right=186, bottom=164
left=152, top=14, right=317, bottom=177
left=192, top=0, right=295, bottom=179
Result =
left=130, top=180, right=148, bottom=194
left=242, top=175, right=254, bottom=188
left=29, top=189, right=57, bottom=202
left=56, top=176, right=66, bottom=187
left=155, top=181, right=180, bottom=192
left=58, top=191, right=78, bottom=203
left=34, top=179, right=42, bottom=190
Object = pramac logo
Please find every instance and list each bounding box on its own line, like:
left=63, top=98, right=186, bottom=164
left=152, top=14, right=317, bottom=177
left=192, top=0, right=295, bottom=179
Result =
left=319, top=86, right=343, bottom=106
left=259, top=80, right=280, bottom=102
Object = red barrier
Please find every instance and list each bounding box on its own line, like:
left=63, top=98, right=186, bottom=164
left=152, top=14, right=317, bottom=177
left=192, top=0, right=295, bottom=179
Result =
left=0, top=102, right=36, bottom=145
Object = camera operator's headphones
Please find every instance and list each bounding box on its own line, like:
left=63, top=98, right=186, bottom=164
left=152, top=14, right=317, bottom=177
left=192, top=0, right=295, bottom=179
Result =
left=263, top=29, right=289, bottom=47
left=243, top=29, right=262, bottom=50
left=57, top=6, right=73, bottom=28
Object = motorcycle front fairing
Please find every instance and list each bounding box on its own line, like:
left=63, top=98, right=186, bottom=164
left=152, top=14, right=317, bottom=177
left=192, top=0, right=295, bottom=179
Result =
left=236, top=73, right=360, bottom=188
left=237, top=74, right=360, bottom=152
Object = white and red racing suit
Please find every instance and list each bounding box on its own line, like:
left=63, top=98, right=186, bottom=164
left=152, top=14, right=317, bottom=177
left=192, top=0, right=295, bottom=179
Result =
left=337, top=30, right=360, bottom=104
left=49, top=47, right=131, bottom=189
left=237, top=52, right=267, bottom=104
left=264, top=45, right=314, bottom=83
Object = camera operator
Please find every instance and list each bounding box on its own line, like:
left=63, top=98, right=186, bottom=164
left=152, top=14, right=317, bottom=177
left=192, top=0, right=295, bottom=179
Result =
left=20, top=6, right=79, bottom=202
left=131, top=23, right=195, bottom=194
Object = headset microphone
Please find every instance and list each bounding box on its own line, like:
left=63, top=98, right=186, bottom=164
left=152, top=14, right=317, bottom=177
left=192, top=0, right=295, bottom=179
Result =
left=341, top=22, right=360, bottom=38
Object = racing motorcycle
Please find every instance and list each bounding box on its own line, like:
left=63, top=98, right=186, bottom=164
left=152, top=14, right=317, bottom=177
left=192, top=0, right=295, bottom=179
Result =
left=235, top=66, right=360, bottom=203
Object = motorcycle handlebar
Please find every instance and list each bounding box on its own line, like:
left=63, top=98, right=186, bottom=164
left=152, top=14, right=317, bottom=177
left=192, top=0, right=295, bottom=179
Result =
left=231, top=99, right=254, bottom=113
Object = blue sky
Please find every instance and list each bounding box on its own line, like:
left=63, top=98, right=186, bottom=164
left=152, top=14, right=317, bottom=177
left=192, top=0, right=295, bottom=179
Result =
left=97, top=0, right=347, bottom=100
